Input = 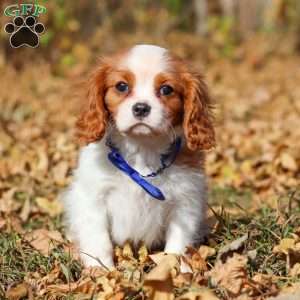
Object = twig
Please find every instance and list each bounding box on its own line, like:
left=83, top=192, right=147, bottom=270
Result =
left=80, top=252, right=110, bottom=271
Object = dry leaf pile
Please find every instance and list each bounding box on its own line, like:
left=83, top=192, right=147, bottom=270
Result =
left=0, top=36, right=300, bottom=299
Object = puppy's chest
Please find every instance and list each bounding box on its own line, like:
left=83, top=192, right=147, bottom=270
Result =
left=104, top=161, right=200, bottom=241
left=105, top=171, right=171, bottom=246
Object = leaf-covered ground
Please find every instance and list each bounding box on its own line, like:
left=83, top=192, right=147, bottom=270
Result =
left=0, top=37, right=300, bottom=299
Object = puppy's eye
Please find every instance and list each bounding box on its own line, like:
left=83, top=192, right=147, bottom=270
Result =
left=115, top=81, right=129, bottom=93
left=159, top=85, right=173, bottom=96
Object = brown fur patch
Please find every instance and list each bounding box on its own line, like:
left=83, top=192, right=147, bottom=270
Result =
left=167, top=54, right=216, bottom=151
left=176, top=146, right=205, bottom=170
left=154, top=72, right=184, bottom=126
left=105, top=70, right=135, bottom=117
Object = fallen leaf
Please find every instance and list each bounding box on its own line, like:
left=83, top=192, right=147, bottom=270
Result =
left=145, top=277, right=174, bottom=300
left=36, top=146, right=49, bottom=173
left=146, top=253, right=179, bottom=281
left=145, top=254, right=179, bottom=300
left=183, top=247, right=207, bottom=273
left=6, top=283, right=28, bottom=300
left=273, top=238, right=300, bottom=255
left=173, top=272, right=193, bottom=288
left=0, top=217, right=6, bottom=229
left=35, top=197, right=63, bottom=217
left=290, top=263, right=300, bottom=276
left=207, top=253, right=248, bottom=296
left=280, top=153, right=298, bottom=171
left=217, top=233, right=249, bottom=260
left=122, top=242, right=134, bottom=259
left=198, top=245, right=216, bottom=260
left=52, top=161, right=69, bottom=185
left=177, top=289, right=219, bottom=300
left=24, top=229, right=64, bottom=256
left=138, top=243, right=148, bottom=263
left=20, top=197, right=31, bottom=222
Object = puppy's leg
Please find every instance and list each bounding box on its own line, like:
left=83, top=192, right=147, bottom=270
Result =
left=164, top=209, right=204, bottom=272
left=63, top=186, right=114, bottom=269
left=164, top=219, right=194, bottom=254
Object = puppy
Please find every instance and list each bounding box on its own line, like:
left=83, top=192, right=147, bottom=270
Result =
left=63, top=44, right=215, bottom=268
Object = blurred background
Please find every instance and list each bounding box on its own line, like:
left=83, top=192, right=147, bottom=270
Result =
left=0, top=0, right=299, bottom=213
left=1, top=0, right=300, bottom=71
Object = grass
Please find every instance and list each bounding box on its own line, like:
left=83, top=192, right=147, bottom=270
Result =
left=1, top=187, right=299, bottom=299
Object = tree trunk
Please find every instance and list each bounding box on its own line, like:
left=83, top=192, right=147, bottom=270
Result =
left=194, top=0, right=208, bottom=35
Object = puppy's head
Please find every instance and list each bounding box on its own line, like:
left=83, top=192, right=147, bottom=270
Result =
left=77, top=44, right=215, bottom=151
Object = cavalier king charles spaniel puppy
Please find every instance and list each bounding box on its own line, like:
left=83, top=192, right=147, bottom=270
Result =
left=63, top=44, right=215, bottom=268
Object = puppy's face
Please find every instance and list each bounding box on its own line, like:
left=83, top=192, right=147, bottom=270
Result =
left=104, top=46, right=183, bottom=136
left=77, top=45, right=215, bottom=151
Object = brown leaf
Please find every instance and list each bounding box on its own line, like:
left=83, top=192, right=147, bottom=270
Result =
left=146, top=253, right=179, bottom=281
left=173, top=273, right=193, bottom=288
left=0, top=216, right=6, bottom=229
left=177, top=289, right=219, bottom=300
left=24, top=229, right=64, bottom=256
left=290, top=263, right=300, bottom=276
left=6, top=283, right=28, bottom=300
left=183, top=247, right=207, bottom=273
left=144, top=277, right=174, bottom=300
left=207, top=253, right=248, bottom=296
left=0, top=188, right=21, bottom=213
left=145, top=254, right=179, bottom=300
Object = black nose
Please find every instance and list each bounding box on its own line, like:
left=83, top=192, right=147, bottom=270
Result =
left=132, top=102, right=151, bottom=118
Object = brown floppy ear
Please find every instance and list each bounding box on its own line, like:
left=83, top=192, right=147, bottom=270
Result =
left=76, top=62, right=109, bottom=145
left=183, top=71, right=215, bottom=151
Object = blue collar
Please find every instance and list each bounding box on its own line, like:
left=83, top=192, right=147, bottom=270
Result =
left=106, top=137, right=182, bottom=201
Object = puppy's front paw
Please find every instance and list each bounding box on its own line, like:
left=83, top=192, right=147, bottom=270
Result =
left=81, top=253, right=115, bottom=270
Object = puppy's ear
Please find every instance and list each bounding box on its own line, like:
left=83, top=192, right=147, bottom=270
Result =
left=76, top=61, right=110, bottom=144
left=183, top=71, right=215, bottom=151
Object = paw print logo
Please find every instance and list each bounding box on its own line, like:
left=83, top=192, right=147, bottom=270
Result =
left=4, top=16, right=45, bottom=48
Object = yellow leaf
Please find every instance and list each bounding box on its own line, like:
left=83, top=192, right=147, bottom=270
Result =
left=138, top=243, right=148, bottom=263
left=280, top=153, right=298, bottom=171
left=122, top=242, right=134, bottom=259
left=273, top=238, right=297, bottom=255
left=198, top=245, right=216, bottom=260
left=35, top=197, right=63, bottom=217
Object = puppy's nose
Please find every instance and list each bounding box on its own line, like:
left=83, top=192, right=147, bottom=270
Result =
left=132, top=102, right=151, bottom=119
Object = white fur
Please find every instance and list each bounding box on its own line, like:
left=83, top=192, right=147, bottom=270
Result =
left=116, top=45, right=169, bottom=134
left=63, top=133, right=207, bottom=268
left=63, top=45, right=208, bottom=268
